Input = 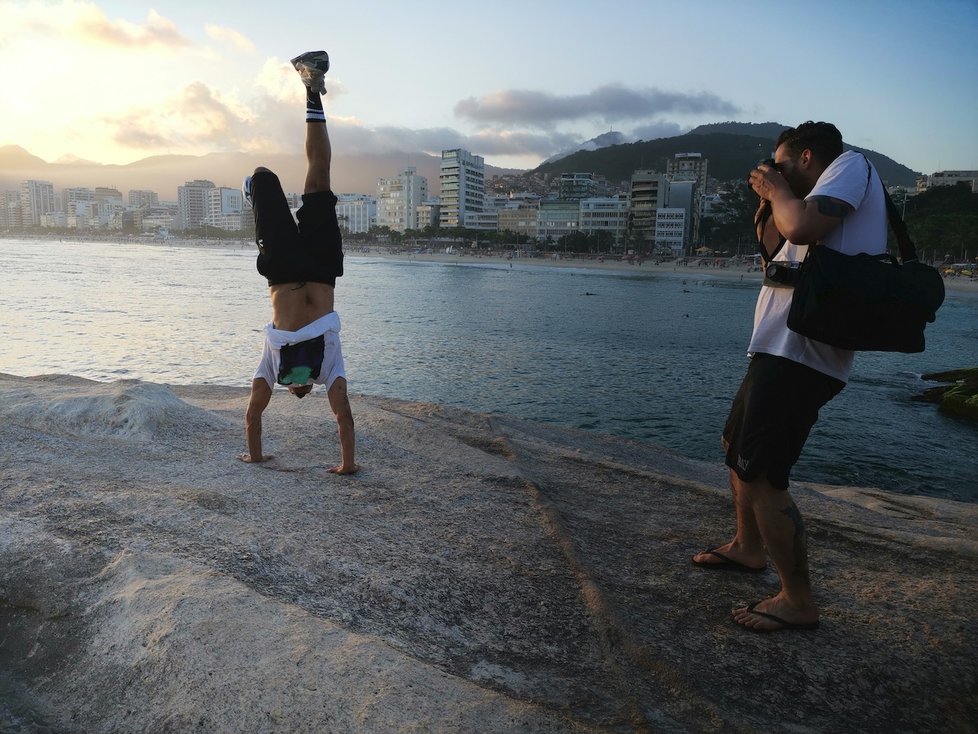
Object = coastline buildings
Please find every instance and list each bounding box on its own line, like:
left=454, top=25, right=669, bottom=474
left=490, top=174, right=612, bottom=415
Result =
left=20, top=179, right=55, bottom=226
left=176, top=179, right=215, bottom=230
left=439, top=149, right=485, bottom=229
left=335, top=194, right=376, bottom=234
left=919, top=170, right=978, bottom=193
left=579, top=196, right=629, bottom=247
left=376, top=167, right=428, bottom=232
left=206, top=187, right=245, bottom=231
left=628, top=170, right=669, bottom=247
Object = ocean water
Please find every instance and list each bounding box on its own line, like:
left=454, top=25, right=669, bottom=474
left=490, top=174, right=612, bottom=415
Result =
left=2, top=237, right=977, bottom=502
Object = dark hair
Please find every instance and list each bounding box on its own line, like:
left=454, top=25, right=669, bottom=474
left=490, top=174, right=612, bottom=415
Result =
left=776, top=121, right=843, bottom=167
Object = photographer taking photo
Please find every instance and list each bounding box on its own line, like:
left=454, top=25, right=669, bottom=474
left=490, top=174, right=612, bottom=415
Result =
left=691, top=121, right=888, bottom=632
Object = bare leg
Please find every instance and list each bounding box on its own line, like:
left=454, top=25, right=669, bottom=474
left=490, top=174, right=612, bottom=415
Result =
left=304, top=121, right=331, bottom=195
left=731, top=474, right=819, bottom=630
left=692, top=439, right=766, bottom=570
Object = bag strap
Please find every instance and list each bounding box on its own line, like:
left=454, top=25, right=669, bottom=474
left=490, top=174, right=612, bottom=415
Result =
left=881, top=184, right=919, bottom=264
left=863, top=154, right=919, bottom=264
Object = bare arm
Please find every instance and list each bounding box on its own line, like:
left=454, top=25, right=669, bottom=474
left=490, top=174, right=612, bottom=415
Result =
left=240, top=378, right=274, bottom=463
left=750, top=164, right=853, bottom=245
left=326, top=377, right=357, bottom=475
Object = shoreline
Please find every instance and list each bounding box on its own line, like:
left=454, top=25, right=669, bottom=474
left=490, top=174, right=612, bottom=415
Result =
left=8, top=234, right=977, bottom=291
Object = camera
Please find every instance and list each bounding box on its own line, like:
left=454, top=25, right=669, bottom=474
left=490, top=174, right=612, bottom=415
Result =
left=764, top=261, right=801, bottom=286
left=747, top=158, right=775, bottom=186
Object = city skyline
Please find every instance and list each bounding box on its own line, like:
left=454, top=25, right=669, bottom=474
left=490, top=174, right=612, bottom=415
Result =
left=1, top=0, right=976, bottom=177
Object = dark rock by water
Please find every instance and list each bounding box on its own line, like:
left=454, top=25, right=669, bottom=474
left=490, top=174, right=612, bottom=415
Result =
left=916, top=367, right=978, bottom=420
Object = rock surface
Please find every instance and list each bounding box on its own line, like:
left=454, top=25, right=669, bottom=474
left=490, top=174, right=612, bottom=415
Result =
left=1, top=373, right=976, bottom=733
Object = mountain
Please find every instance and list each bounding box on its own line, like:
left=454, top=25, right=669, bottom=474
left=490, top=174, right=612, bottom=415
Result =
left=0, top=145, right=48, bottom=169
left=0, top=147, right=519, bottom=199
left=533, top=126, right=920, bottom=187
left=543, top=131, right=630, bottom=165
left=688, top=121, right=789, bottom=140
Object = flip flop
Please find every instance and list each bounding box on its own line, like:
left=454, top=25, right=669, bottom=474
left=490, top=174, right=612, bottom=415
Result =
left=691, top=548, right=766, bottom=573
left=737, top=602, right=820, bottom=632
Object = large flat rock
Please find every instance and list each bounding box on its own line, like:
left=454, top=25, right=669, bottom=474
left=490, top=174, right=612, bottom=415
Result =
left=1, top=373, right=976, bottom=733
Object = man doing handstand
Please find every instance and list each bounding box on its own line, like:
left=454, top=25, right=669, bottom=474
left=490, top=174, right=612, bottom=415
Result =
left=239, top=49, right=357, bottom=475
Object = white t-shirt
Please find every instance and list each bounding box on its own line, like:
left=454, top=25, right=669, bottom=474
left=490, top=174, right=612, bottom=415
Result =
left=748, top=151, right=888, bottom=382
left=253, top=311, right=346, bottom=389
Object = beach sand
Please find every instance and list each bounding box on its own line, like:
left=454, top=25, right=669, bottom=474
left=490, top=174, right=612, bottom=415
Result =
left=2, top=373, right=976, bottom=732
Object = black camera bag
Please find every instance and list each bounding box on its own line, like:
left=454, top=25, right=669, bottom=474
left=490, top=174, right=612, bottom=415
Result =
left=786, top=158, right=945, bottom=353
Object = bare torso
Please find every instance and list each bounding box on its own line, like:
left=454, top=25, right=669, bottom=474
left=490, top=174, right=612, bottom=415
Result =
left=269, top=281, right=335, bottom=331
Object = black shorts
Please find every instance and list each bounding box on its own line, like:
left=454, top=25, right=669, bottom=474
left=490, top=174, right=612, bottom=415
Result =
left=250, top=169, right=343, bottom=286
left=723, top=353, right=844, bottom=490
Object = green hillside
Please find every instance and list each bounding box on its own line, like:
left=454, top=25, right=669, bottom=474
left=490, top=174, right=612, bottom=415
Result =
left=533, top=128, right=920, bottom=187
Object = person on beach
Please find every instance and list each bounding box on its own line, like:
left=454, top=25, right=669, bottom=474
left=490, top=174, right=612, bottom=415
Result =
left=238, top=50, right=357, bottom=475
left=691, top=121, right=887, bottom=631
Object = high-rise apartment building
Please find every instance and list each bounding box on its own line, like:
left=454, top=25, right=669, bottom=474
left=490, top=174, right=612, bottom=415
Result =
left=439, top=149, right=484, bottom=229
left=628, top=171, right=669, bottom=246
left=666, top=153, right=708, bottom=194
left=129, top=190, right=159, bottom=209
left=20, top=179, right=55, bottom=226
left=62, top=187, right=95, bottom=216
left=176, top=179, right=216, bottom=230
left=666, top=153, right=707, bottom=245
left=376, top=167, right=428, bottom=232
left=205, top=187, right=245, bottom=231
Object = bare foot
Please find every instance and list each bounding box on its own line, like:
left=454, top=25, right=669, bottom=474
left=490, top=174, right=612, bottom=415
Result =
left=328, top=463, right=359, bottom=475
left=732, top=595, right=819, bottom=632
left=691, top=542, right=766, bottom=571
left=238, top=453, right=275, bottom=463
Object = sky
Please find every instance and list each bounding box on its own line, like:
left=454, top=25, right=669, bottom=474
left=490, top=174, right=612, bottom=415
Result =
left=1, top=0, right=976, bottom=174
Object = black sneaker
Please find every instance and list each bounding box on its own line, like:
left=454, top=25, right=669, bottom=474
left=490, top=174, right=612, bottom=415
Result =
left=291, top=50, right=329, bottom=95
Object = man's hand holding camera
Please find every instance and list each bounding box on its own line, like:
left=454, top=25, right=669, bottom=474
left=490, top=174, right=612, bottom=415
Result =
left=748, top=158, right=792, bottom=206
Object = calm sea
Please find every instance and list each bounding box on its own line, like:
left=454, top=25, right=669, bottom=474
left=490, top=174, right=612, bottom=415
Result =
left=2, top=237, right=976, bottom=502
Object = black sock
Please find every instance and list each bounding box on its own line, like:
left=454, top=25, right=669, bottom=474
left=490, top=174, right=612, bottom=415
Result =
left=306, top=87, right=325, bottom=123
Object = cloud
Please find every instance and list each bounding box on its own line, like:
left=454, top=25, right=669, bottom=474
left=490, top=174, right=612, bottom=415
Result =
left=631, top=121, right=687, bottom=141
left=205, top=24, right=255, bottom=52
left=455, top=84, right=739, bottom=127
left=75, top=6, right=192, bottom=48
left=104, top=82, right=257, bottom=153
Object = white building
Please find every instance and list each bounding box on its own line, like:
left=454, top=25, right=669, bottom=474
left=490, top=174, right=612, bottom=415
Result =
left=20, top=179, right=55, bottom=226
left=335, top=194, right=376, bottom=234
left=655, top=208, right=687, bottom=254
left=205, top=187, right=245, bottom=231
left=538, top=200, right=580, bottom=242
left=579, top=196, right=629, bottom=246
left=376, top=167, right=428, bottom=232
left=176, top=179, right=216, bottom=230
left=62, top=187, right=95, bottom=213
left=439, top=149, right=485, bottom=229
left=464, top=210, right=498, bottom=231
left=921, top=170, right=978, bottom=193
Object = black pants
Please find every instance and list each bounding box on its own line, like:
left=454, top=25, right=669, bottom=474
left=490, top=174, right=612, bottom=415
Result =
left=250, top=169, right=343, bottom=286
left=723, top=353, right=844, bottom=490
